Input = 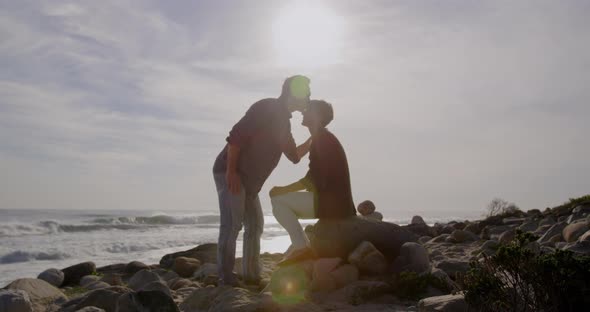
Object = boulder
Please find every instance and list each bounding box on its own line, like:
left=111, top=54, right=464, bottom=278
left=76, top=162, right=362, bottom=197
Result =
left=419, top=236, right=433, bottom=244
left=562, top=221, right=590, bottom=243
left=311, top=258, right=342, bottom=291
left=311, top=281, right=393, bottom=305
left=451, top=222, right=466, bottom=230
left=503, top=217, right=525, bottom=225
left=169, top=278, right=194, bottom=291
left=153, top=268, right=179, bottom=282
left=180, top=286, right=278, bottom=312
left=498, top=229, right=516, bottom=244
left=405, top=223, right=436, bottom=237
left=434, top=260, right=470, bottom=278
left=537, top=222, right=567, bottom=243
left=0, top=289, right=32, bottom=312
left=75, top=307, right=105, bottom=312
left=361, top=211, right=383, bottom=221
left=538, top=216, right=556, bottom=227
left=347, top=241, right=388, bottom=274
left=357, top=200, right=376, bottom=215
left=310, top=216, right=418, bottom=260
left=192, top=263, right=218, bottom=280
left=99, top=273, right=123, bottom=286
left=62, top=262, right=96, bottom=286
left=566, top=213, right=585, bottom=224
left=139, top=281, right=171, bottom=297
left=67, top=286, right=131, bottom=312
left=124, top=261, right=149, bottom=275
left=159, top=243, right=217, bottom=269
left=480, top=240, right=499, bottom=256
left=329, top=264, right=359, bottom=289
left=578, top=229, right=590, bottom=242
left=418, top=294, right=468, bottom=312
left=85, top=281, right=110, bottom=290
left=411, top=216, right=426, bottom=225
left=172, top=256, right=201, bottom=277
left=37, top=268, right=64, bottom=288
left=4, top=278, right=66, bottom=303
left=127, top=269, right=163, bottom=291
left=392, top=242, right=430, bottom=274
left=117, top=290, right=178, bottom=312
left=563, top=240, right=590, bottom=255
left=80, top=275, right=100, bottom=287
left=95, top=263, right=126, bottom=275
left=518, top=220, right=538, bottom=233
left=428, top=234, right=450, bottom=243
left=572, top=202, right=590, bottom=214
left=269, top=263, right=311, bottom=298
left=430, top=269, right=458, bottom=292
left=449, top=230, right=478, bottom=243
left=463, top=223, right=481, bottom=235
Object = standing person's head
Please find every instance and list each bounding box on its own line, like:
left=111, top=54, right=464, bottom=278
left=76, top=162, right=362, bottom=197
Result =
left=280, top=75, right=311, bottom=113
left=302, top=99, right=333, bottom=132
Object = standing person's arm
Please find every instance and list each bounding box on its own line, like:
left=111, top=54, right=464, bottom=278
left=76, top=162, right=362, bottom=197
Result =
left=282, top=124, right=311, bottom=163
left=226, top=144, right=241, bottom=194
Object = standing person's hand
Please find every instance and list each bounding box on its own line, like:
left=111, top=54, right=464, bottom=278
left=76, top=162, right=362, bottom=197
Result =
left=226, top=170, right=241, bottom=195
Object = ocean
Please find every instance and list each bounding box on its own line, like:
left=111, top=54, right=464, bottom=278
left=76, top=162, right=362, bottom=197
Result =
left=0, top=208, right=476, bottom=287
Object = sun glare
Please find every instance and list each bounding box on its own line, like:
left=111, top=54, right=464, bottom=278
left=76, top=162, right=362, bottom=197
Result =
left=272, top=2, right=345, bottom=69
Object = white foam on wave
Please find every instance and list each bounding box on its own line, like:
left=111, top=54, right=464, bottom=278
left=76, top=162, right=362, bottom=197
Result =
left=0, top=250, right=70, bottom=264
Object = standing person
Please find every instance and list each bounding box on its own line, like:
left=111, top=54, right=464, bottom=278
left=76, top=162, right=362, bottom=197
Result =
left=213, top=75, right=312, bottom=286
left=270, top=100, right=356, bottom=263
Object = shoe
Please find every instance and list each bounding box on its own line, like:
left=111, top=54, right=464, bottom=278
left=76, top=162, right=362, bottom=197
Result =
left=277, top=247, right=315, bottom=267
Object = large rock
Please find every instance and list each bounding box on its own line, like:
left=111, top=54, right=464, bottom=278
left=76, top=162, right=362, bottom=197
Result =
left=518, top=220, right=538, bottom=233
left=75, top=307, right=105, bottom=312
left=311, top=216, right=418, bottom=260
left=418, top=294, right=468, bottom=312
left=578, top=229, right=590, bottom=242
left=392, top=242, right=430, bottom=274
left=159, top=243, right=217, bottom=269
left=329, top=264, right=359, bottom=289
left=434, top=260, right=470, bottom=278
left=4, top=278, right=66, bottom=303
left=96, top=263, right=126, bottom=275
left=311, top=281, right=393, bottom=305
left=537, top=222, right=567, bottom=243
left=117, top=290, right=178, bottom=312
left=124, top=261, right=149, bottom=275
left=463, top=223, right=481, bottom=235
left=127, top=269, right=163, bottom=291
left=449, top=230, right=478, bottom=243
left=80, top=275, right=100, bottom=287
left=67, top=286, right=131, bottom=312
left=563, top=240, right=590, bottom=255
left=62, top=262, right=96, bottom=286
left=563, top=221, right=590, bottom=243
left=193, top=263, right=217, bottom=280
left=347, top=241, right=388, bottom=274
left=180, top=286, right=278, bottom=312
left=172, top=256, right=201, bottom=277
left=0, top=289, right=32, bottom=312
left=99, top=273, right=123, bottom=286
left=411, top=215, right=426, bottom=225
left=498, top=229, right=517, bottom=244
left=37, top=268, right=64, bottom=288
left=310, top=258, right=341, bottom=291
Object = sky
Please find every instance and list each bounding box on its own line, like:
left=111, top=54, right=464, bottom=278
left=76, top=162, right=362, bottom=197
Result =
left=0, top=0, right=589, bottom=218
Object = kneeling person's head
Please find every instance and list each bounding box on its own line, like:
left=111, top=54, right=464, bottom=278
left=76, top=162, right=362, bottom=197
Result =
left=302, top=100, right=333, bottom=129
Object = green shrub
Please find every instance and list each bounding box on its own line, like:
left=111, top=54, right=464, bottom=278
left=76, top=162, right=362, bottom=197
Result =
left=464, top=232, right=590, bottom=311
left=392, top=271, right=451, bottom=300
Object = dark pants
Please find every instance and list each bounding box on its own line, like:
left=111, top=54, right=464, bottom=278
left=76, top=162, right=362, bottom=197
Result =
left=214, top=172, right=264, bottom=285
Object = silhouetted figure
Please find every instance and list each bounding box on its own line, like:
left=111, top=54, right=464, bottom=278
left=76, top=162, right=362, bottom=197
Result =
left=270, top=100, right=356, bottom=263
left=212, top=75, right=312, bottom=286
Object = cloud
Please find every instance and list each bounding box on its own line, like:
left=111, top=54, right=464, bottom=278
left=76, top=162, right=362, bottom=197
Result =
left=0, top=0, right=589, bottom=214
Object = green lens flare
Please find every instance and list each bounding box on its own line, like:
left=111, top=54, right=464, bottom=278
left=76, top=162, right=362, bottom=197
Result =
left=289, top=76, right=310, bottom=100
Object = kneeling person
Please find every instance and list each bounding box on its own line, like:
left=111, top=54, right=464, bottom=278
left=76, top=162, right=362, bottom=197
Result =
left=270, top=100, right=356, bottom=261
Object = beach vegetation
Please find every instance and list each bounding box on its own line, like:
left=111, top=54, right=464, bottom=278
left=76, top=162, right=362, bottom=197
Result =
left=463, top=232, right=590, bottom=311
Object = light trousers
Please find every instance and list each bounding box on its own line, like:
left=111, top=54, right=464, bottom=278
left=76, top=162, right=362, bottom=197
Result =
left=214, top=173, right=263, bottom=285
left=271, top=191, right=316, bottom=250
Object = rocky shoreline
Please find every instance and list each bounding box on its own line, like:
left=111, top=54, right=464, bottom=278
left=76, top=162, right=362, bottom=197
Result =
left=2, top=199, right=589, bottom=312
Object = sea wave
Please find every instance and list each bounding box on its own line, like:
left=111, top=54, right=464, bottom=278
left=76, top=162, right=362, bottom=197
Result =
left=90, top=214, right=220, bottom=225
left=0, top=250, right=70, bottom=264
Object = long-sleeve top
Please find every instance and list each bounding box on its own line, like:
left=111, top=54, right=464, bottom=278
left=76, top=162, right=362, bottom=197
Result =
left=213, top=98, right=299, bottom=195
left=299, top=128, right=356, bottom=219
